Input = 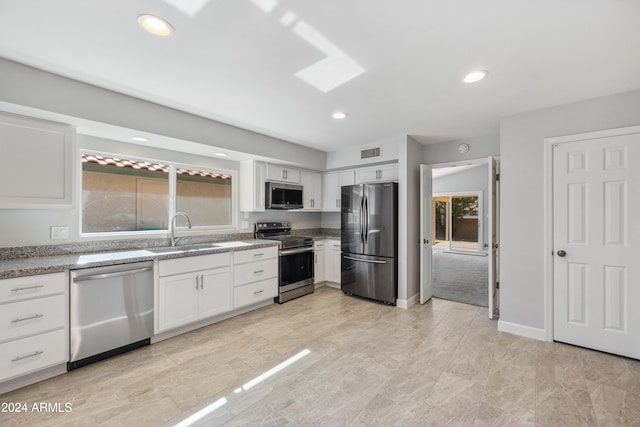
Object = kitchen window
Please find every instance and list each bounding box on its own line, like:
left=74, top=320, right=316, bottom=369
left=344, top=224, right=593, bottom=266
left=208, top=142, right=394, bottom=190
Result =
left=81, top=153, right=236, bottom=234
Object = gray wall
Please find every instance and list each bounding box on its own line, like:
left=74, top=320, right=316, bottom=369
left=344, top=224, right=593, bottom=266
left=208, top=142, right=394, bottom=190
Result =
left=432, top=164, right=489, bottom=249
left=0, top=58, right=326, bottom=170
left=424, top=134, right=499, bottom=164
left=500, top=89, right=640, bottom=331
left=398, top=136, right=423, bottom=302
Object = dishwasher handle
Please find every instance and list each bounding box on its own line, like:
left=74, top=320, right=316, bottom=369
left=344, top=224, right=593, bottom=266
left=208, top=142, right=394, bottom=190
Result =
left=73, top=266, right=153, bottom=282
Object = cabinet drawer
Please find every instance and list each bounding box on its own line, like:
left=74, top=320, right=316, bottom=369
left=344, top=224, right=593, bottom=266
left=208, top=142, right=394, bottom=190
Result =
left=0, top=273, right=65, bottom=304
left=159, top=253, right=230, bottom=277
left=314, top=240, right=326, bottom=250
left=327, top=240, right=342, bottom=251
left=233, top=246, right=278, bottom=264
left=0, top=329, right=66, bottom=382
left=234, top=259, right=277, bottom=286
left=0, top=294, right=65, bottom=342
left=233, top=278, right=278, bottom=309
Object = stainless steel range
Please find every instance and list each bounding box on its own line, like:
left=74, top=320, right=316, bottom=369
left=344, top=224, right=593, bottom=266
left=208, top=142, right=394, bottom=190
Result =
left=254, top=221, right=314, bottom=303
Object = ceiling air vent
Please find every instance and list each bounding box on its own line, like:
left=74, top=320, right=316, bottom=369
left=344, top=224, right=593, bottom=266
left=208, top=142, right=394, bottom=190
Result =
left=360, top=146, right=381, bottom=160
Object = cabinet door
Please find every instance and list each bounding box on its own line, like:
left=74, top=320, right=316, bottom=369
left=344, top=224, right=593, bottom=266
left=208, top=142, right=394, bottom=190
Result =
left=300, top=171, right=322, bottom=211
left=266, top=164, right=300, bottom=183
left=325, top=240, right=342, bottom=283
left=322, top=170, right=355, bottom=212
left=239, top=160, right=266, bottom=212
left=356, top=164, right=398, bottom=184
left=158, top=273, right=199, bottom=331
left=199, top=267, right=232, bottom=319
left=314, top=249, right=325, bottom=283
left=0, top=113, right=74, bottom=208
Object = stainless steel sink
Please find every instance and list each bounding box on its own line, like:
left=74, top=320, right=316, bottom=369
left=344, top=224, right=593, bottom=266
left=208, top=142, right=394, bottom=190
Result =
left=149, top=241, right=251, bottom=255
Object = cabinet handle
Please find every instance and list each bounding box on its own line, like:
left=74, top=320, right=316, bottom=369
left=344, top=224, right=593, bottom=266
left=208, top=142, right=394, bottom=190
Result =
left=253, top=253, right=264, bottom=257
left=195, top=277, right=199, bottom=290
left=11, top=314, right=44, bottom=323
left=11, top=284, right=44, bottom=292
left=200, top=275, right=204, bottom=289
left=253, top=270, right=264, bottom=275
left=11, top=350, right=44, bottom=362
left=253, top=289, right=264, bottom=295
left=314, top=254, right=317, bottom=263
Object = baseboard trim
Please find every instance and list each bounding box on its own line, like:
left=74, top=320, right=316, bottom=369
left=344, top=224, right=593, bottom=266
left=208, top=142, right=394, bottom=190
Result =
left=498, top=320, right=546, bottom=341
left=397, top=293, right=419, bottom=309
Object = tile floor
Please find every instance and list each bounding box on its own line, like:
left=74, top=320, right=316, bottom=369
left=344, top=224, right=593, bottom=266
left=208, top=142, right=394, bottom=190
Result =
left=1, top=287, right=640, bottom=426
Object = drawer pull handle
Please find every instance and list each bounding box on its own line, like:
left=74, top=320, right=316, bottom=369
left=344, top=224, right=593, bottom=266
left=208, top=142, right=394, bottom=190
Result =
left=253, top=270, right=264, bottom=274
left=11, top=350, right=44, bottom=362
left=11, top=314, right=44, bottom=323
left=253, top=290, right=264, bottom=295
left=253, top=253, right=264, bottom=257
left=11, top=284, right=44, bottom=292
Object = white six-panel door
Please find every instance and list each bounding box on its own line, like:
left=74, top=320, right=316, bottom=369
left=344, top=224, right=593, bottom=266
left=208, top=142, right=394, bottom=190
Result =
left=553, top=130, right=640, bottom=359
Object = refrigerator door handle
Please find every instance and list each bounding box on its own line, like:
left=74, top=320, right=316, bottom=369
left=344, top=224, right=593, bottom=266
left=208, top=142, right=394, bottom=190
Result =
left=360, top=193, right=365, bottom=245
left=364, top=194, right=369, bottom=244
left=344, top=256, right=387, bottom=264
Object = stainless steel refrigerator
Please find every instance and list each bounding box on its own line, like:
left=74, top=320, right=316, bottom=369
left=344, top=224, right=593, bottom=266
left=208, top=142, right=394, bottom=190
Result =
left=341, top=182, right=398, bottom=305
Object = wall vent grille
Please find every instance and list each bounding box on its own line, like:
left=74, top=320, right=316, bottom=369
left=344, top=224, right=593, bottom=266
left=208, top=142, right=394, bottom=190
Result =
left=360, top=146, right=381, bottom=159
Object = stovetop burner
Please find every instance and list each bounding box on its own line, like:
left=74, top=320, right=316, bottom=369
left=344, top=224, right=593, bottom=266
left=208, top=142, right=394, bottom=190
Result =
left=254, top=221, right=313, bottom=249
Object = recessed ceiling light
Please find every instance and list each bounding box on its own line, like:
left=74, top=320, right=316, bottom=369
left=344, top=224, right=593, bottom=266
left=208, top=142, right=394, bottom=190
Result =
left=332, top=112, right=348, bottom=120
left=463, top=70, right=488, bottom=83
left=132, top=136, right=148, bottom=142
left=215, top=152, right=228, bottom=157
left=137, top=14, right=174, bottom=37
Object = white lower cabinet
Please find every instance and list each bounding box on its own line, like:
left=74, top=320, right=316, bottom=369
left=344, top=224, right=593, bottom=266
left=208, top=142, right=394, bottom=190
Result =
left=313, top=240, right=325, bottom=284
left=233, top=246, right=278, bottom=309
left=0, top=272, right=67, bottom=383
left=325, top=239, right=342, bottom=284
left=158, top=253, right=232, bottom=332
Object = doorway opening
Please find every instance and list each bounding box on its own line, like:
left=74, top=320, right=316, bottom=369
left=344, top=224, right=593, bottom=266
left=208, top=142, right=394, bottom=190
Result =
left=420, top=157, right=500, bottom=318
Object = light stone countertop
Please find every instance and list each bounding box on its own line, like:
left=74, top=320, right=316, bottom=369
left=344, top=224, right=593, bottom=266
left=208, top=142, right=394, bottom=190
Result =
left=0, top=240, right=279, bottom=279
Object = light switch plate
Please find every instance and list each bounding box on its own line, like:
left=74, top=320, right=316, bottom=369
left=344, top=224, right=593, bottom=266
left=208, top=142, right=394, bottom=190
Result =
left=50, top=226, right=69, bottom=240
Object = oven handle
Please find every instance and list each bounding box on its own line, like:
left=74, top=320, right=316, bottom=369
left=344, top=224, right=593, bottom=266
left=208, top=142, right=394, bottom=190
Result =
left=279, top=247, right=314, bottom=256
left=343, top=256, right=387, bottom=265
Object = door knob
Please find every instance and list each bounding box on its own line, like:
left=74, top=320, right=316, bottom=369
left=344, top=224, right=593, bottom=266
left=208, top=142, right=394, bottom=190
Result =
left=557, top=250, right=566, bottom=257
left=423, top=239, right=430, bottom=244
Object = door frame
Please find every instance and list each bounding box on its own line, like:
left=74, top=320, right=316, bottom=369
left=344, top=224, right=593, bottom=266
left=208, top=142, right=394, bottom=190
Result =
left=422, top=157, right=500, bottom=315
left=543, top=124, right=640, bottom=342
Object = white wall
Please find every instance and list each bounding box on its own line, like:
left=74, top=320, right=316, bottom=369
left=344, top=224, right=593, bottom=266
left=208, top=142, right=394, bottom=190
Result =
left=0, top=134, right=242, bottom=247
left=500, top=89, right=640, bottom=332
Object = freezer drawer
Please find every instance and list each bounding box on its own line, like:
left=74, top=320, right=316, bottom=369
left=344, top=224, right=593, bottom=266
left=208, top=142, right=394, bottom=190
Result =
left=341, top=253, right=397, bottom=305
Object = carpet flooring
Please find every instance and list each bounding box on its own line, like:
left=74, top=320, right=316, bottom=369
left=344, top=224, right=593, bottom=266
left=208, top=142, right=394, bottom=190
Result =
left=432, top=250, right=488, bottom=307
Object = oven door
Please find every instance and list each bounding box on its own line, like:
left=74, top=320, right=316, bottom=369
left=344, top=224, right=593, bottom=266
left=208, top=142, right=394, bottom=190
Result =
left=279, top=247, right=314, bottom=291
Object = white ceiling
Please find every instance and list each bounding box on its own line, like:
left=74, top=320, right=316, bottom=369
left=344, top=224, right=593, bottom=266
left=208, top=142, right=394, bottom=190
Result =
left=1, top=0, right=639, bottom=153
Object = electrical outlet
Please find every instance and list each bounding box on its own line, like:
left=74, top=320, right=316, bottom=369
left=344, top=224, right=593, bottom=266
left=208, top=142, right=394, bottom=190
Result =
left=50, top=226, right=69, bottom=240
left=241, top=220, right=249, bottom=230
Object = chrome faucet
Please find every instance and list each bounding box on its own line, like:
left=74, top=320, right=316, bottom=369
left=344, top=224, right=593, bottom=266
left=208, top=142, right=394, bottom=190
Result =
left=170, top=212, right=192, bottom=247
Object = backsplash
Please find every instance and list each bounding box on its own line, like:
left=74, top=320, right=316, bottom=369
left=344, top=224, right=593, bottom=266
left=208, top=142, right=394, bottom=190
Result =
left=0, top=228, right=339, bottom=260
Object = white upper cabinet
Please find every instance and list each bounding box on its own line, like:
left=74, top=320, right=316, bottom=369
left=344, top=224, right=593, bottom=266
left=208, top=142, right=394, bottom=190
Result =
left=355, top=164, right=399, bottom=184
left=239, top=160, right=266, bottom=212
left=265, top=164, right=300, bottom=184
left=322, top=170, right=355, bottom=212
left=299, top=171, right=322, bottom=211
left=0, top=112, right=74, bottom=209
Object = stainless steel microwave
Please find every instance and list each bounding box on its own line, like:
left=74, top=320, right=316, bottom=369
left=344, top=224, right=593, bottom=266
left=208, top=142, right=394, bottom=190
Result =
left=265, top=182, right=303, bottom=210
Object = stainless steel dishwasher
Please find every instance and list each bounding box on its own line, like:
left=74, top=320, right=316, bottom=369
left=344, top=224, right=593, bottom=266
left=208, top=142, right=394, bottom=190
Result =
left=69, top=261, right=154, bottom=370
